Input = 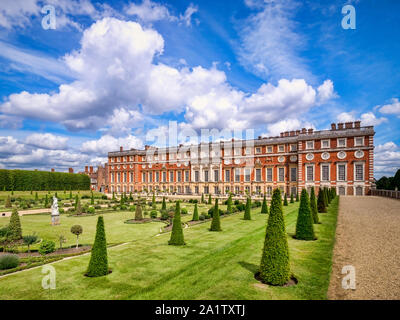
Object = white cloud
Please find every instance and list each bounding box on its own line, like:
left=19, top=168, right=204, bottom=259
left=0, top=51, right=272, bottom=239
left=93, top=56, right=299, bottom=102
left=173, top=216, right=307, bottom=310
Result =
left=374, top=142, right=400, bottom=178
left=0, top=136, right=27, bottom=155
left=0, top=0, right=40, bottom=29
left=81, top=134, right=143, bottom=155
left=25, top=133, right=68, bottom=150
left=317, top=79, right=337, bottom=103
left=125, top=0, right=176, bottom=23
left=179, top=4, right=198, bottom=26
left=263, top=118, right=314, bottom=137
left=377, top=98, right=400, bottom=117
left=337, top=111, right=387, bottom=126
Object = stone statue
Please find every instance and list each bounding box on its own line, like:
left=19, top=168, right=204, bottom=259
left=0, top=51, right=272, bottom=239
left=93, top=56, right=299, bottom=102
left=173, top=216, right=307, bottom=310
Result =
left=51, top=196, right=60, bottom=225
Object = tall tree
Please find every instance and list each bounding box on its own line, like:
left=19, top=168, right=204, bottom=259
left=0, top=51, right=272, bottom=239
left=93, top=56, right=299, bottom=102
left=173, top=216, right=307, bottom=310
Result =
left=162, top=196, right=167, bottom=211
left=169, top=201, right=185, bottom=245
left=259, top=188, right=290, bottom=285
left=208, top=194, right=212, bottom=205
left=86, top=216, right=108, bottom=277
left=283, top=193, right=288, bottom=206
left=227, top=194, right=233, bottom=214
left=261, top=195, right=268, bottom=214
left=295, top=189, right=315, bottom=240
left=210, top=198, right=222, bottom=231
left=192, top=203, right=199, bottom=221
left=8, top=208, right=22, bottom=241
left=317, top=188, right=327, bottom=213
left=244, top=197, right=251, bottom=220
left=309, top=187, right=319, bottom=224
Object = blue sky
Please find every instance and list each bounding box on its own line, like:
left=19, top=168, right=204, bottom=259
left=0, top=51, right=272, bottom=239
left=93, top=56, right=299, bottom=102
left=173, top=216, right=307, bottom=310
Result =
left=0, top=0, right=399, bottom=178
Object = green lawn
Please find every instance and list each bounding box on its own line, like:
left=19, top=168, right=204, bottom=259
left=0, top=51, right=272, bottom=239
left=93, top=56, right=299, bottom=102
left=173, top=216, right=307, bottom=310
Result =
left=0, top=198, right=339, bottom=300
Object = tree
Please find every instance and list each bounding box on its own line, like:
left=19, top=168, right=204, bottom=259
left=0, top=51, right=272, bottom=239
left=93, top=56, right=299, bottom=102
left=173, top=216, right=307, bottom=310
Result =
left=295, top=189, right=315, bottom=240
left=210, top=198, right=222, bottom=231
left=74, top=194, right=79, bottom=210
left=86, top=216, right=109, bottom=277
left=8, top=209, right=22, bottom=241
left=76, top=198, right=82, bottom=215
left=290, top=193, right=294, bottom=203
left=309, top=187, right=319, bottom=224
left=135, top=202, right=143, bottom=220
left=35, top=192, right=38, bottom=201
left=323, top=187, right=328, bottom=208
left=296, top=192, right=299, bottom=202
left=283, top=193, right=288, bottom=206
left=23, top=234, right=38, bottom=252
left=169, top=201, right=185, bottom=245
left=70, top=225, right=83, bottom=249
left=208, top=194, right=212, bottom=205
left=317, top=188, right=327, bottom=213
left=58, top=234, right=66, bottom=250
left=244, top=197, right=251, bottom=220
left=227, top=194, right=233, bottom=214
left=201, top=193, right=204, bottom=203
left=259, top=188, right=290, bottom=285
left=91, top=191, right=94, bottom=205
left=152, top=193, right=156, bottom=207
left=261, top=195, right=268, bottom=214
left=5, top=195, right=11, bottom=208
left=44, top=194, right=49, bottom=208
left=162, top=196, right=167, bottom=211
left=69, top=189, right=72, bottom=199
left=112, top=191, right=116, bottom=200
left=192, top=203, right=199, bottom=221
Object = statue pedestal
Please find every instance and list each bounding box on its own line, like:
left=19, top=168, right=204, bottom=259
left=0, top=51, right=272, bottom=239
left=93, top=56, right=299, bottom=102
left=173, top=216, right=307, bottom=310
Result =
left=51, top=215, right=60, bottom=225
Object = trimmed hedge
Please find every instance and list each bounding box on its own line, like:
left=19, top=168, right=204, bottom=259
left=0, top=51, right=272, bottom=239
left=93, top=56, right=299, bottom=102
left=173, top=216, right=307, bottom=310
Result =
left=310, top=187, right=319, bottom=224
left=192, top=203, right=199, bottom=221
left=169, top=202, right=185, bottom=245
left=295, top=189, right=315, bottom=240
left=86, top=216, right=109, bottom=277
left=244, top=197, right=251, bottom=220
left=0, top=254, right=19, bottom=270
left=0, top=169, right=90, bottom=191
left=210, top=198, right=222, bottom=231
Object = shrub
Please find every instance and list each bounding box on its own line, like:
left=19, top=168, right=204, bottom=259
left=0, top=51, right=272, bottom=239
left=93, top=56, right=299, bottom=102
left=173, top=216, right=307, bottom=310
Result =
left=259, top=188, right=290, bottom=285
left=0, top=254, right=19, bottom=270
left=95, top=205, right=101, bottom=210
left=161, top=211, right=169, bottom=220
left=181, top=208, right=188, bottom=215
left=135, top=203, right=143, bottom=220
left=88, top=207, right=95, bottom=214
left=150, top=210, right=158, bottom=219
left=201, top=193, right=204, bottom=203
left=8, top=208, right=22, bottom=241
left=208, top=194, right=212, bottom=205
left=39, top=240, right=56, bottom=255
left=310, top=187, right=319, bottom=224
left=296, top=192, right=299, bottom=202
left=323, top=187, right=329, bottom=208
left=129, top=205, right=135, bottom=211
left=290, top=193, right=294, bottom=203
left=59, top=208, right=65, bottom=214
left=70, top=225, right=83, bottom=248
left=199, top=214, right=206, bottom=221
left=162, top=197, right=167, bottom=211
left=244, top=197, right=251, bottom=220
left=210, top=198, right=222, bottom=231
left=283, top=193, right=288, bottom=206
left=236, top=203, right=245, bottom=211
left=295, top=189, right=315, bottom=240
left=0, top=226, right=10, bottom=238
left=192, top=203, right=199, bottom=221
left=317, top=189, right=327, bottom=213
left=168, top=202, right=185, bottom=245
left=86, top=216, right=109, bottom=277
left=120, top=204, right=127, bottom=210
left=234, top=199, right=240, bottom=205
left=23, top=234, right=38, bottom=252
left=261, top=195, right=268, bottom=214
left=5, top=195, right=12, bottom=208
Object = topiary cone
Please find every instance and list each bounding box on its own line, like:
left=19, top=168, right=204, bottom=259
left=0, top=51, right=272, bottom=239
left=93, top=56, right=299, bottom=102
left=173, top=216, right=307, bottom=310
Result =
left=283, top=193, right=288, bottom=206
left=310, top=187, right=319, bottom=224
left=227, top=194, right=233, bottom=214
left=244, top=197, right=251, bottom=220
left=169, top=201, right=185, bottom=245
left=8, top=208, right=22, bottom=241
left=295, top=189, right=315, bottom=240
left=210, top=198, right=222, bottom=231
left=317, top=188, right=327, bottom=213
left=259, top=188, right=290, bottom=285
left=192, top=203, right=199, bottom=221
left=86, top=216, right=108, bottom=277
left=261, top=195, right=268, bottom=214
left=135, top=202, right=143, bottom=220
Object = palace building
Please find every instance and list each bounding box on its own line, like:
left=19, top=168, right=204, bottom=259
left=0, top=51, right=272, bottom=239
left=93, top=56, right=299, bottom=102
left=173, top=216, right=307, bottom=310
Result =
left=107, top=121, right=375, bottom=197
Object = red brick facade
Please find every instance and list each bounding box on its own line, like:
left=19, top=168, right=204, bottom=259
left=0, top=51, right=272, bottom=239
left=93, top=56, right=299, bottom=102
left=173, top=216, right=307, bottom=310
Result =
left=107, top=122, right=375, bottom=197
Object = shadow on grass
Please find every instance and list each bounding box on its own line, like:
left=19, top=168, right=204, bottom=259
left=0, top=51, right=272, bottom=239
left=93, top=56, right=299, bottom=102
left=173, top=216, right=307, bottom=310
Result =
left=238, top=261, right=259, bottom=274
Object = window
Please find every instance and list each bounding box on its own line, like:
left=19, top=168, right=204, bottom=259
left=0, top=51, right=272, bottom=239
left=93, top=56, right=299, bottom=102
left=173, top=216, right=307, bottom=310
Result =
left=162, top=171, right=166, bottom=182
left=149, top=172, right=153, bottom=183
left=321, top=140, right=330, bottom=148
left=235, top=186, right=240, bottom=194
left=266, top=186, right=272, bottom=195
left=224, top=148, right=231, bottom=156
left=278, top=145, right=285, bottom=152
left=130, top=172, right=133, bottom=182
left=266, top=168, right=273, bottom=182
left=322, top=165, right=329, bottom=181
left=214, top=170, right=219, bottom=182
left=142, top=172, right=146, bottom=183
left=337, top=164, right=346, bottom=181
left=267, top=146, right=273, bottom=153
left=155, top=172, right=159, bottom=182
left=338, top=186, right=345, bottom=195
left=234, top=148, right=241, bottom=156
left=195, top=171, right=199, bottom=182
left=185, top=186, right=191, bottom=194
left=255, top=147, right=262, bottom=154
left=290, top=167, right=297, bottom=181
left=337, top=138, right=346, bottom=148
left=256, top=186, right=261, bottom=194
left=245, top=168, right=251, bottom=182
left=290, top=144, right=297, bottom=152
left=177, top=186, right=182, bottom=193
left=235, top=168, right=240, bottom=182
left=245, top=147, right=252, bottom=155
left=255, top=168, right=261, bottom=182
left=306, top=141, right=314, bottom=150
left=117, top=172, right=121, bottom=183
left=204, top=186, right=209, bottom=194
left=195, top=186, right=199, bottom=194
left=204, top=170, right=209, bottom=182
left=225, top=186, right=230, bottom=193
left=225, top=170, right=230, bottom=182
left=355, top=186, right=363, bottom=196
left=185, top=170, right=189, bottom=182
left=278, top=168, right=284, bottom=182
left=291, top=186, right=297, bottom=196
left=169, top=171, right=174, bottom=182
left=355, top=137, right=364, bottom=146
left=355, top=164, right=364, bottom=181
left=214, top=186, right=219, bottom=194
left=306, top=166, right=314, bottom=181
left=177, top=171, right=182, bottom=182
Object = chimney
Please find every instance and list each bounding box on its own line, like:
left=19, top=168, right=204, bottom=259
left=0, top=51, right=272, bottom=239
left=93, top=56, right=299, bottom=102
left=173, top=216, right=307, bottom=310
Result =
left=258, top=136, right=262, bottom=139
left=308, top=128, right=314, bottom=134
left=69, top=168, right=74, bottom=173
left=354, top=120, right=361, bottom=128
left=280, top=132, right=284, bottom=137
left=120, top=146, right=123, bottom=152
left=345, top=122, right=353, bottom=129
left=89, top=166, right=93, bottom=173
left=331, top=123, right=336, bottom=130
left=338, top=123, right=344, bottom=130
left=145, top=145, right=150, bottom=150
left=85, top=166, right=88, bottom=173
left=295, top=130, right=300, bottom=135
left=301, top=128, right=307, bottom=134
left=284, top=131, right=289, bottom=137
left=51, top=168, right=55, bottom=172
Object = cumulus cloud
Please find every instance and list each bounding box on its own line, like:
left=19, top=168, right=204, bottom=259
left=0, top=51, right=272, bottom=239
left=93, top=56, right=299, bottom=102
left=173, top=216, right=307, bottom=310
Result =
left=0, top=136, right=27, bottom=156
left=263, top=118, right=314, bottom=137
left=25, top=133, right=68, bottom=150
left=377, top=98, right=400, bottom=117
left=374, top=141, right=400, bottom=177
left=0, top=18, right=334, bottom=134
left=81, top=134, right=143, bottom=155
left=337, top=111, right=387, bottom=126
left=317, top=79, right=337, bottom=103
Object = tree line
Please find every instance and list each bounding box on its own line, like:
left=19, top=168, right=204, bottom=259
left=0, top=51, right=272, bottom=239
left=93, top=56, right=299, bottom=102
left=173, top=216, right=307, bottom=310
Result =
left=0, top=169, right=90, bottom=191
left=375, top=169, right=400, bottom=190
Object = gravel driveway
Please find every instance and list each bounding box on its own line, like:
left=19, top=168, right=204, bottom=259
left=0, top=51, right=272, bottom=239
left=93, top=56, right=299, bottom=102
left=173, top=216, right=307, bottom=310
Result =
left=328, top=196, right=400, bottom=300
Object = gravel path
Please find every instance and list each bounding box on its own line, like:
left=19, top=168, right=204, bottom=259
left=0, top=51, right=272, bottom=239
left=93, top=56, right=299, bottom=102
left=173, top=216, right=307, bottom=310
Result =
left=328, top=196, right=400, bottom=300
